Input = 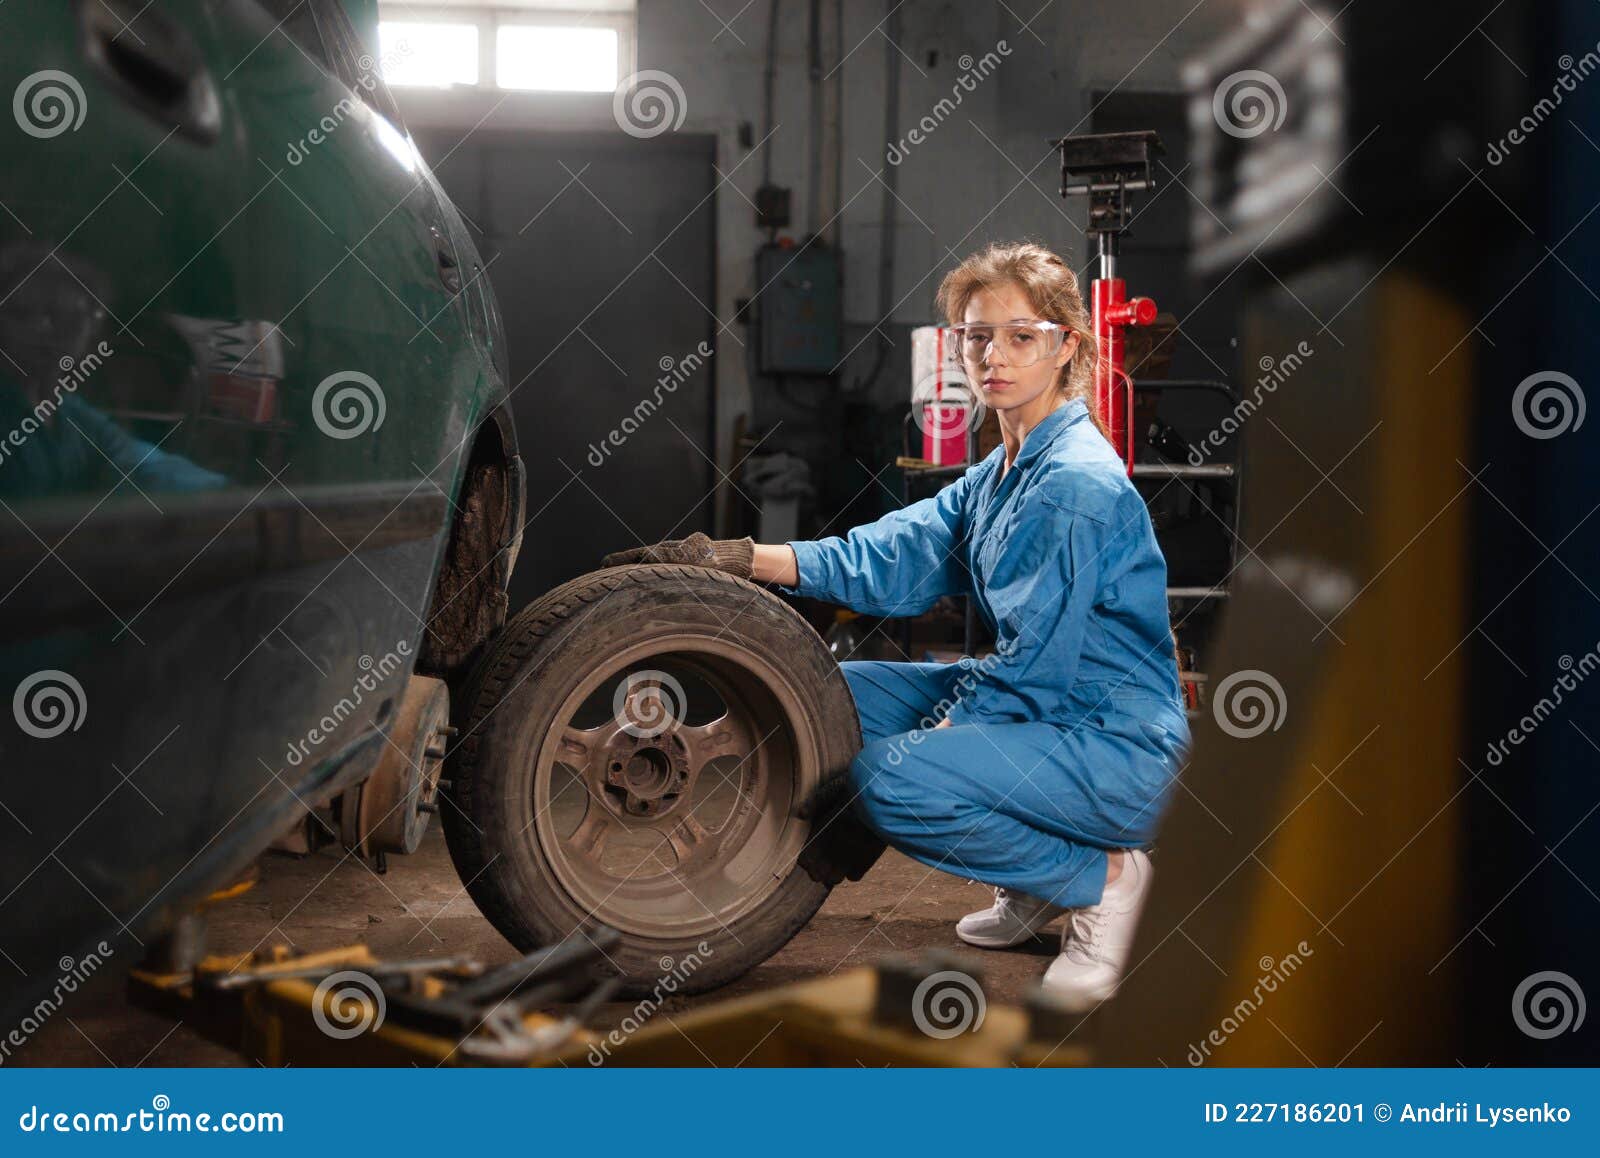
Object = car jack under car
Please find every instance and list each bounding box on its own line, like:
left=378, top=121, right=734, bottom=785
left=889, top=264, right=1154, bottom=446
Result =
left=125, top=909, right=1092, bottom=1068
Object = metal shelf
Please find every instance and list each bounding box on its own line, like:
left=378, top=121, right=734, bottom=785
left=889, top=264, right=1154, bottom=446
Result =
left=1167, top=586, right=1230, bottom=600
left=898, top=462, right=969, bottom=480
left=1132, top=462, right=1235, bottom=479
left=894, top=379, right=1243, bottom=661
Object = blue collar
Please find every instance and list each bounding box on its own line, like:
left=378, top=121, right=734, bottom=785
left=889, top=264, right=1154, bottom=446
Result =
left=1001, top=396, right=1089, bottom=474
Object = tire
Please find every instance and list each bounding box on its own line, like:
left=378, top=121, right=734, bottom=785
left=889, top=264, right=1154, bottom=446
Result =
left=440, top=563, right=879, bottom=995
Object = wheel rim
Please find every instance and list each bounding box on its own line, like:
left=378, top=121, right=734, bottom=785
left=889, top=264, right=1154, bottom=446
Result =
left=530, top=634, right=815, bottom=939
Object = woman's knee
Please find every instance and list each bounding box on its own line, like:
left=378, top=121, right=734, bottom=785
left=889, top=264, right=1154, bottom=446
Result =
left=838, top=659, right=890, bottom=700
left=839, top=661, right=916, bottom=745
left=847, top=734, right=924, bottom=831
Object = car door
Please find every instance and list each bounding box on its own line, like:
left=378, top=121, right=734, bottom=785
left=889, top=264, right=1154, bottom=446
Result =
left=0, top=0, right=481, bottom=1021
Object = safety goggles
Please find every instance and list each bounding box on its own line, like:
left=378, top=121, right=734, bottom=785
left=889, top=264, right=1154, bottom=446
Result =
left=945, top=320, right=1071, bottom=368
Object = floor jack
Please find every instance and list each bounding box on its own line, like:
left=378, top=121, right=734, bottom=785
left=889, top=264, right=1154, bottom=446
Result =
left=127, top=883, right=1090, bottom=1067
left=1056, top=130, right=1164, bottom=473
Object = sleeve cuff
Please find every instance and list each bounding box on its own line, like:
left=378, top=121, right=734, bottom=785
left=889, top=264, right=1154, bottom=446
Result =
left=778, top=539, right=826, bottom=600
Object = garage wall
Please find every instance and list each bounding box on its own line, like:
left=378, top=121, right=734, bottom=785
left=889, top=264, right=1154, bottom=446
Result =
left=410, top=126, right=718, bottom=604
left=391, top=0, right=1245, bottom=541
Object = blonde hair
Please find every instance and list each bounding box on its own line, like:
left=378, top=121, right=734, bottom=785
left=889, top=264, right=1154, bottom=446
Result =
left=934, top=240, right=1107, bottom=441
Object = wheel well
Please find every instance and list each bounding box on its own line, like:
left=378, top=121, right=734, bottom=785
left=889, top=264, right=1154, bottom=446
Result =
left=416, top=409, right=524, bottom=688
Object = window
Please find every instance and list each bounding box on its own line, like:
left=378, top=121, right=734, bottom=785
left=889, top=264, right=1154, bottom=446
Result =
left=378, top=22, right=481, bottom=88
left=496, top=24, right=617, bottom=91
left=376, top=4, right=634, bottom=91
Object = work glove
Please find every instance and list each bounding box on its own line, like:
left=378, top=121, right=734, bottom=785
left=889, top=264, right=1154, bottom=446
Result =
left=600, top=532, right=755, bottom=579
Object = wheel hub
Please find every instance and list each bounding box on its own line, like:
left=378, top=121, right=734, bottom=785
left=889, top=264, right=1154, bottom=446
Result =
left=601, top=730, right=690, bottom=817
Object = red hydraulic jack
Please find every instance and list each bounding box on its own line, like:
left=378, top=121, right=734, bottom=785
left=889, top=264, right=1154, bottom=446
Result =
left=1056, top=131, right=1164, bottom=474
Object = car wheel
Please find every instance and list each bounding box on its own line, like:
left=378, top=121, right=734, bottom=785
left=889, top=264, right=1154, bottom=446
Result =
left=440, top=563, right=875, bottom=995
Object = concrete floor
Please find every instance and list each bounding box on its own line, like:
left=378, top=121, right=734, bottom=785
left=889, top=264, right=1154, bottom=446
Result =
left=14, top=829, right=1063, bottom=1066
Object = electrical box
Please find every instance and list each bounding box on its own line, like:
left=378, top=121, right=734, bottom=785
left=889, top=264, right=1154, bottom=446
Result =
left=754, top=184, right=791, bottom=230
left=755, top=244, right=842, bottom=376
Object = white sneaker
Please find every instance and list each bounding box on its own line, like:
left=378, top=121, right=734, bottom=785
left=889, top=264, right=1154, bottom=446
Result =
left=1041, top=848, right=1154, bottom=1007
left=955, top=887, right=1069, bottom=948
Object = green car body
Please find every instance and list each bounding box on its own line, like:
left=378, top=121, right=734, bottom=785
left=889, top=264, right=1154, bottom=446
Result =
left=0, top=0, right=523, bottom=1021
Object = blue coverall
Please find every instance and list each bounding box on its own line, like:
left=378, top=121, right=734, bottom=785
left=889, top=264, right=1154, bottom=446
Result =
left=781, top=397, right=1192, bottom=908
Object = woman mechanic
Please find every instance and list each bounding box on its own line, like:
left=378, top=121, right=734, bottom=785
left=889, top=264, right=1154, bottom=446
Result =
left=603, top=241, right=1192, bottom=1006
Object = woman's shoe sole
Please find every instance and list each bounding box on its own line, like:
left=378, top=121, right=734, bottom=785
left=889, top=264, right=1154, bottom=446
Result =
left=955, top=923, right=1057, bottom=948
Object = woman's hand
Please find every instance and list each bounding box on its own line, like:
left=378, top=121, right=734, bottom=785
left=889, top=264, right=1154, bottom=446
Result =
left=601, top=537, right=801, bottom=587
left=601, top=532, right=754, bottom=578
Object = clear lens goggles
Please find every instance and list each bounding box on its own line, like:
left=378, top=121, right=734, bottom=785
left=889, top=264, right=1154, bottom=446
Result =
left=946, top=320, right=1070, bottom=368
